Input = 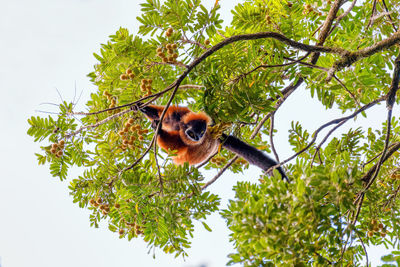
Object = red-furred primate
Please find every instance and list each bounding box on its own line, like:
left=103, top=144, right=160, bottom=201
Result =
left=140, top=104, right=288, bottom=180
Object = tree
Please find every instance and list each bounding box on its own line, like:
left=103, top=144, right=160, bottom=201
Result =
left=27, top=0, right=400, bottom=265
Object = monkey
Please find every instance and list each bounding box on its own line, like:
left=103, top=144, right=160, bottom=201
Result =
left=139, top=104, right=288, bottom=181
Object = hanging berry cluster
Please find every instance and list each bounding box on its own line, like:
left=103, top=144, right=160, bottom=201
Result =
left=120, top=68, right=135, bottom=81
left=303, top=3, right=322, bottom=16
left=140, top=78, right=153, bottom=97
left=210, top=155, right=227, bottom=166
left=103, top=90, right=118, bottom=114
left=89, top=197, right=111, bottom=215
left=156, top=43, right=178, bottom=63
left=49, top=140, right=65, bottom=158
left=118, top=118, right=149, bottom=150
left=367, top=219, right=388, bottom=238
left=165, top=27, right=173, bottom=37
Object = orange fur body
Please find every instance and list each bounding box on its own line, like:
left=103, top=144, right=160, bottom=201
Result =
left=143, top=105, right=218, bottom=165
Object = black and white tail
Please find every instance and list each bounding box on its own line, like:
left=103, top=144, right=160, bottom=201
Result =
left=221, top=134, right=288, bottom=181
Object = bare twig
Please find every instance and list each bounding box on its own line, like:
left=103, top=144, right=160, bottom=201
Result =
left=311, top=120, right=347, bottom=166
left=181, top=37, right=207, bottom=50
left=381, top=0, right=398, bottom=31
left=383, top=181, right=400, bottom=209
left=153, top=138, right=164, bottom=196
left=360, top=142, right=400, bottom=184
left=201, top=156, right=238, bottom=192
left=366, top=0, right=378, bottom=30
left=65, top=106, right=138, bottom=139
left=146, top=61, right=189, bottom=69
left=275, top=96, right=385, bottom=170
left=67, top=87, right=173, bottom=116
left=269, top=114, right=279, bottom=162
left=356, top=227, right=369, bottom=267
left=360, top=54, right=400, bottom=188
left=333, top=75, right=361, bottom=108
left=314, top=251, right=333, bottom=265
left=229, top=52, right=311, bottom=84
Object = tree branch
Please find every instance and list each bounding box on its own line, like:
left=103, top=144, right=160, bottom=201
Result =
left=277, top=96, right=386, bottom=167
left=327, top=30, right=400, bottom=80
left=381, top=0, right=398, bottom=32
left=329, top=0, right=358, bottom=35
left=269, top=114, right=279, bottom=162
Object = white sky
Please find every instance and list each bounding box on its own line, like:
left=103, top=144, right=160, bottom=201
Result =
left=0, top=0, right=393, bottom=266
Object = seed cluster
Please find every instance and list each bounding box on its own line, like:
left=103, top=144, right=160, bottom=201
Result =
left=103, top=90, right=118, bottom=114
left=120, top=68, right=135, bottom=81
left=165, top=27, right=173, bottom=37
left=303, top=3, right=322, bottom=16
left=89, top=197, right=144, bottom=237
left=140, top=78, right=153, bottom=97
left=367, top=219, right=387, bottom=237
left=235, top=158, right=248, bottom=165
left=211, top=155, right=248, bottom=166
left=118, top=224, right=143, bottom=238
left=391, top=172, right=400, bottom=180
left=210, top=155, right=226, bottom=166
left=265, top=14, right=272, bottom=24
left=118, top=118, right=149, bottom=150
left=89, top=197, right=110, bottom=216
left=156, top=43, right=178, bottom=63
left=50, top=140, right=65, bottom=158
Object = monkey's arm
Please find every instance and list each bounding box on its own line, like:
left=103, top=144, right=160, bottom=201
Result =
left=140, top=105, right=191, bottom=121
left=140, top=105, right=164, bottom=120
left=220, top=134, right=288, bottom=181
left=156, top=129, right=187, bottom=152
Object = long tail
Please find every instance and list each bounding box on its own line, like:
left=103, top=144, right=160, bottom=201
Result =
left=220, top=134, right=288, bottom=181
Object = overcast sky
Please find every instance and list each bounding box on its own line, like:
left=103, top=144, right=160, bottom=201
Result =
left=0, top=0, right=392, bottom=267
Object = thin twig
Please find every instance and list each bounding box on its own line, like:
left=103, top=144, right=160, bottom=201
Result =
left=356, top=225, right=369, bottom=267
left=333, top=74, right=361, bottom=108
left=360, top=142, right=400, bottom=184
left=181, top=37, right=207, bottom=50
left=67, top=84, right=175, bottom=116
left=366, top=0, right=378, bottom=30
left=64, top=106, right=137, bottom=139
left=229, top=53, right=311, bottom=84
left=311, top=120, right=347, bottom=167
left=275, top=96, right=385, bottom=169
left=153, top=139, right=164, bottom=196
left=146, top=61, right=189, bottom=69
left=314, top=251, right=333, bottom=265
left=269, top=114, right=279, bottom=162
left=381, top=0, right=398, bottom=31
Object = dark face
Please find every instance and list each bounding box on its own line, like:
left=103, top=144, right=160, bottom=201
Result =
left=184, top=119, right=207, bottom=142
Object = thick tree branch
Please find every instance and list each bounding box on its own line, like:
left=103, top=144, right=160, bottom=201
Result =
left=327, top=30, right=400, bottom=80
left=329, top=0, right=358, bottom=35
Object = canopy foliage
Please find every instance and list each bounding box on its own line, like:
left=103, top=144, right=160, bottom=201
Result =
left=28, top=0, right=400, bottom=265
